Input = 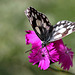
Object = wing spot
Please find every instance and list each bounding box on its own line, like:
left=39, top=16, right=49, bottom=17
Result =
left=27, top=9, right=30, bottom=13
left=43, top=15, right=45, bottom=18
left=31, top=8, right=33, bottom=11
left=30, top=16, right=33, bottom=24
left=46, top=18, right=49, bottom=22
left=61, top=21, right=65, bottom=24
left=35, top=27, right=41, bottom=34
left=67, top=22, right=72, bottom=25
left=59, top=25, right=64, bottom=29
left=67, top=25, right=71, bottom=29
left=43, top=23, right=46, bottom=27
left=68, top=29, right=72, bottom=35
left=62, top=28, right=70, bottom=37
left=35, top=14, right=37, bottom=19
left=25, top=9, right=30, bottom=16
left=55, top=26, right=59, bottom=31
left=42, top=19, right=44, bottom=24
left=26, top=13, right=29, bottom=16
left=58, top=28, right=66, bottom=33
left=36, top=20, right=42, bottom=26
left=57, top=21, right=60, bottom=25
left=55, top=25, right=64, bottom=31
left=72, top=28, right=75, bottom=31
left=70, top=25, right=74, bottom=29
left=54, top=34, right=62, bottom=39
left=37, top=12, right=39, bottom=15
left=32, top=12, right=34, bottom=16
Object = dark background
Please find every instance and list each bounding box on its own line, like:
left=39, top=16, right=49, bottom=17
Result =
left=0, top=0, right=75, bottom=75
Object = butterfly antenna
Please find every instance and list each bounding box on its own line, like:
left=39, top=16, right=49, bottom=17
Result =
left=33, top=47, right=43, bottom=57
left=25, top=45, right=41, bottom=53
left=25, top=48, right=33, bottom=53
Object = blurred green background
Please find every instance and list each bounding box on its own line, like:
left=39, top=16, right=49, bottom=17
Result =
left=0, top=0, right=75, bottom=75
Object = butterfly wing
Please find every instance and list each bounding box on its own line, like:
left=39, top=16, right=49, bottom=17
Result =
left=25, top=7, right=75, bottom=43
left=51, top=20, right=75, bottom=41
left=25, top=7, right=53, bottom=41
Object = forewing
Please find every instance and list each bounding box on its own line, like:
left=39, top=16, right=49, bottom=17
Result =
left=25, top=7, right=53, bottom=41
left=52, top=20, right=75, bottom=41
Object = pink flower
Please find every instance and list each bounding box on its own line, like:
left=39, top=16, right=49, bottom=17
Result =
left=28, top=47, right=50, bottom=70
left=25, top=30, right=59, bottom=70
left=25, top=30, right=74, bottom=70
left=54, top=40, right=74, bottom=70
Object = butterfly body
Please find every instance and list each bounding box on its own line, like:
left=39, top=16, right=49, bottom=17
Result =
left=25, top=7, right=75, bottom=48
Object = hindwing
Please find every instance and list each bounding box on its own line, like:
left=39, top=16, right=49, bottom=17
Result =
left=52, top=20, right=75, bottom=41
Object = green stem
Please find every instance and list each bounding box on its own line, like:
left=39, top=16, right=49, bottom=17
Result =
left=47, top=66, right=75, bottom=75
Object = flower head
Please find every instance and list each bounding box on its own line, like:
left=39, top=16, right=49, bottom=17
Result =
left=54, top=40, right=74, bottom=70
left=25, top=30, right=74, bottom=70
left=25, top=30, right=59, bottom=70
left=28, top=47, right=50, bottom=70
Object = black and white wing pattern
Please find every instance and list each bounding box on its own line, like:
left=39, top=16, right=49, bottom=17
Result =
left=51, top=20, right=75, bottom=41
left=25, top=7, right=75, bottom=45
left=25, top=7, right=53, bottom=41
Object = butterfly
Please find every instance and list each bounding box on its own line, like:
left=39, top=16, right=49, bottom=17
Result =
left=25, top=7, right=75, bottom=48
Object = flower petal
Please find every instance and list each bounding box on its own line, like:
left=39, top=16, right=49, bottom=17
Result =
left=25, top=30, right=41, bottom=45
left=59, top=48, right=73, bottom=70
left=38, top=57, right=50, bottom=70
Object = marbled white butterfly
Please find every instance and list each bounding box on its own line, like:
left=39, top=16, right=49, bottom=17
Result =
left=25, top=7, right=75, bottom=48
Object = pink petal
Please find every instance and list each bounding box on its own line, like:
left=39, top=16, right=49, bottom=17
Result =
left=38, top=57, right=50, bottom=70
left=25, top=30, right=41, bottom=45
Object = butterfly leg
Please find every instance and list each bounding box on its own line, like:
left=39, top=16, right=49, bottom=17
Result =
left=25, top=48, right=33, bottom=53
left=25, top=45, right=41, bottom=53
left=33, top=47, right=42, bottom=57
